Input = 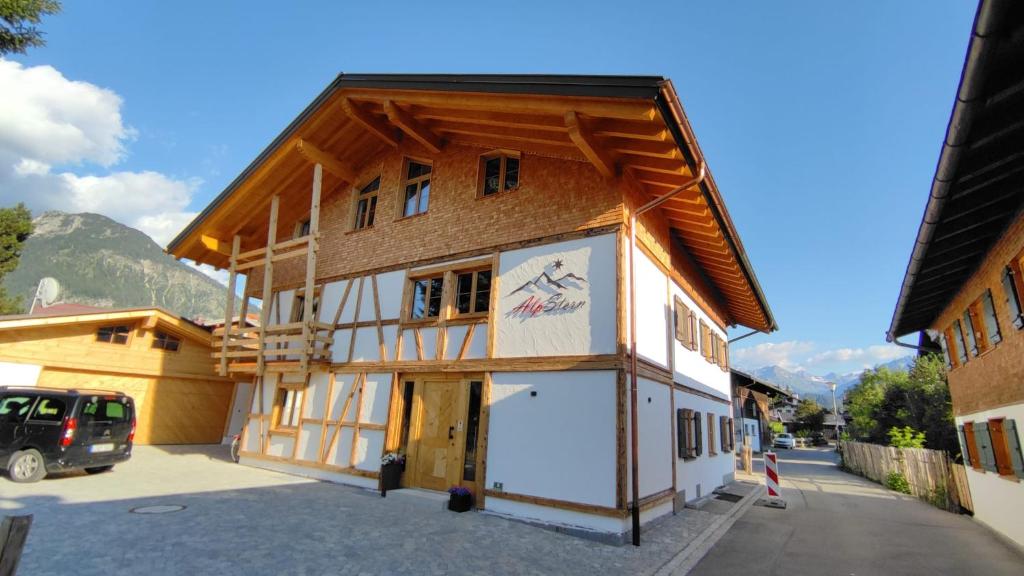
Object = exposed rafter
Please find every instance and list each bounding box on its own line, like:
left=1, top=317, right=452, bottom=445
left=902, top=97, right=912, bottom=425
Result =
left=384, top=100, right=443, bottom=153
left=201, top=234, right=232, bottom=256
left=565, top=111, right=617, bottom=179
left=340, top=97, right=401, bottom=148
left=294, top=139, right=356, bottom=183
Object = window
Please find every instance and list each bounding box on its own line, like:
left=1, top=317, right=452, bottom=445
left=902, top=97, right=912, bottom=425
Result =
left=1002, top=264, right=1024, bottom=330
left=28, top=397, right=66, bottom=422
left=708, top=411, right=717, bottom=456
left=291, top=294, right=320, bottom=323
left=410, top=276, right=444, bottom=320
left=81, top=398, right=130, bottom=423
left=399, top=381, right=415, bottom=449
left=455, top=270, right=491, bottom=316
left=986, top=418, right=1018, bottom=477
left=480, top=152, right=520, bottom=196
left=462, top=380, right=483, bottom=481
left=295, top=218, right=311, bottom=239
left=97, top=325, right=130, bottom=345
left=401, top=159, right=432, bottom=217
left=720, top=415, right=732, bottom=453
left=938, top=333, right=953, bottom=369
left=962, top=310, right=978, bottom=357
left=951, top=320, right=969, bottom=366
left=353, top=176, right=380, bottom=230
left=980, top=290, right=1002, bottom=347
left=152, top=331, right=181, bottom=352
left=0, top=395, right=35, bottom=420
left=273, top=388, right=303, bottom=429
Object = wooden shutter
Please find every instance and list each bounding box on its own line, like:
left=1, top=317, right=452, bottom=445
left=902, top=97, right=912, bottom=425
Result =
left=944, top=326, right=960, bottom=369
left=988, top=419, right=1016, bottom=476
left=958, top=425, right=972, bottom=467
left=694, top=411, right=703, bottom=457
left=1002, top=419, right=1024, bottom=479
left=974, top=422, right=997, bottom=472
left=720, top=415, right=729, bottom=453
left=708, top=412, right=716, bottom=455
left=688, top=312, right=698, bottom=350
left=677, top=408, right=690, bottom=459
left=963, top=422, right=979, bottom=469
left=674, top=297, right=689, bottom=342
left=728, top=418, right=735, bottom=451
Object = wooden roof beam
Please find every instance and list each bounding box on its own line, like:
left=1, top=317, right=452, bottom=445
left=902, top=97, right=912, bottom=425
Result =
left=384, top=100, right=443, bottom=154
left=565, top=111, right=617, bottom=179
left=340, top=98, right=402, bottom=148
left=295, top=139, right=355, bottom=183
left=201, top=235, right=233, bottom=256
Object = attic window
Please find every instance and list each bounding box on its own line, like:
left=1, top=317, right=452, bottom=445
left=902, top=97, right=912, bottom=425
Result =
left=353, top=176, right=380, bottom=230
left=480, top=152, right=520, bottom=196
left=401, top=159, right=432, bottom=217
left=152, top=331, right=181, bottom=352
left=96, top=325, right=130, bottom=345
left=295, top=218, right=311, bottom=239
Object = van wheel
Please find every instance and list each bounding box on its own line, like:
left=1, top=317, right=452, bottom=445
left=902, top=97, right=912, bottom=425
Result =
left=85, top=466, right=113, bottom=474
left=9, top=449, right=47, bottom=483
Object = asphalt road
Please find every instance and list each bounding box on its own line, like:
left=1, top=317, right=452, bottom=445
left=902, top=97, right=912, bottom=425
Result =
left=691, top=447, right=1024, bottom=576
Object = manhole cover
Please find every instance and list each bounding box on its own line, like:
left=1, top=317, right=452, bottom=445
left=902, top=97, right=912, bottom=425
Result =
left=715, top=493, right=743, bottom=503
left=129, top=505, right=186, bottom=514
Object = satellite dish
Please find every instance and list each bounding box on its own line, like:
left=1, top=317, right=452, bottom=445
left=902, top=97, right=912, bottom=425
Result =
left=37, top=277, right=61, bottom=306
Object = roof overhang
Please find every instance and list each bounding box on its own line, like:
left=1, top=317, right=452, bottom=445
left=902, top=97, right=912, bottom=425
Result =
left=731, top=368, right=792, bottom=399
left=889, top=0, right=1024, bottom=339
left=168, top=74, right=776, bottom=332
left=0, top=307, right=213, bottom=343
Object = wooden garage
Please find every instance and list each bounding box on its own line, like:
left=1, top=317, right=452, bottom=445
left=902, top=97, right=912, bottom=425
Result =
left=0, top=308, right=238, bottom=444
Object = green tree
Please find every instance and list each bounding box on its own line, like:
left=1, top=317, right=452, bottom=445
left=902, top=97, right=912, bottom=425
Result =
left=0, top=204, right=34, bottom=313
left=846, top=366, right=905, bottom=442
left=1, top=0, right=61, bottom=55
left=794, top=398, right=825, bottom=432
left=888, top=426, right=926, bottom=449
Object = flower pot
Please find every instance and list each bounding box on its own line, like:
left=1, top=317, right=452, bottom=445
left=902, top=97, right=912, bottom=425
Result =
left=380, top=462, right=402, bottom=496
left=448, top=492, right=472, bottom=512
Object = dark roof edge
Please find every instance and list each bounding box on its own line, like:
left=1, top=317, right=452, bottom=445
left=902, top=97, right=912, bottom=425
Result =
left=654, top=84, right=777, bottom=333
left=166, top=74, right=666, bottom=254
left=887, top=0, right=1010, bottom=339
left=730, top=368, right=792, bottom=398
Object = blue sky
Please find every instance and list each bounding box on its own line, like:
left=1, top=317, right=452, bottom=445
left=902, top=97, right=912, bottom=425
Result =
left=0, top=1, right=979, bottom=375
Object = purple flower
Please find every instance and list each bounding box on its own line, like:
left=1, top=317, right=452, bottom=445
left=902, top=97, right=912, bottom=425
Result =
left=448, top=486, right=471, bottom=497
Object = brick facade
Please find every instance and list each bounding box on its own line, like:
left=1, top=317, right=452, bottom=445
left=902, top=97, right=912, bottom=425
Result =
left=933, top=211, right=1024, bottom=416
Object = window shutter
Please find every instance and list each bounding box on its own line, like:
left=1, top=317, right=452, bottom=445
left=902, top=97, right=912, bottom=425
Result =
left=674, top=297, right=688, bottom=342
left=729, top=418, right=735, bottom=451
left=677, top=408, right=690, bottom=459
left=688, top=312, right=698, bottom=351
left=720, top=415, right=729, bottom=452
left=988, top=419, right=1016, bottom=476
left=694, top=411, right=703, bottom=457
left=963, top=422, right=979, bottom=469
left=974, top=422, right=997, bottom=472
left=957, top=425, right=972, bottom=467
left=1003, top=419, right=1024, bottom=479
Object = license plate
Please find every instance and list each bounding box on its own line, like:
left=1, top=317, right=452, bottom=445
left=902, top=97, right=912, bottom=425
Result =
left=90, top=443, right=114, bottom=453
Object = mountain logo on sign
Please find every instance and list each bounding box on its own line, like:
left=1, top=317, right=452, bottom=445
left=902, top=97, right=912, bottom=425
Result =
left=506, top=260, right=587, bottom=320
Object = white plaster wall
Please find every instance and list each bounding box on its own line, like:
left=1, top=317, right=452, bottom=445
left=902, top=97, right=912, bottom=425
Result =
left=360, top=373, right=392, bottom=425
left=328, top=374, right=359, bottom=420
left=670, top=279, right=730, bottom=398
left=494, top=234, right=617, bottom=358
left=350, top=327, right=380, bottom=362
left=625, top=377, right=673, bottom=498
left=465, top=324, right=488, bottom=359
left=266, top=435, right=294, bottom=458
left=674, top=390, right=736, bottom=502
left=239, top=456, right=378, bottom=490
left=0, top=361, right=41, bottom=386
left=376, top=270, right=404, bottom=320
left=445, top=324, right=468, bottom=359
left=487, top=371, right=617, bottom=507
left=419, top=326, right=438, bottom=360
left=628, top=247, right=670, bottom=368
left=357, top=277, right=376, bottom=323
left=305, top=372, right=330, bottom=420
left=484, top=498, right=626, bottom=535
left=399, top=329, right=417, bottom=361
left=382, top=325, right=398, bottom=361
left=272, top=289, right=295, bottom=325
left=955, top=403, right=1024, bottom=549
left=297, top=423, right=321, bottom=461
left=318, top=280, right=346, bottom=324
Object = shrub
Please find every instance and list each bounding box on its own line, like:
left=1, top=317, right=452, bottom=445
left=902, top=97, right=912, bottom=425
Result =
left=795, top=429, right=811, bottom=438
left=888, top=426, right=926, bottom=448
left=886, top=471, right=911, bottom=494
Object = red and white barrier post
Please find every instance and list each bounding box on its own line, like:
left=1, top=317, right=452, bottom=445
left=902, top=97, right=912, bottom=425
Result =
left=764, top=451, right=781, bottom=498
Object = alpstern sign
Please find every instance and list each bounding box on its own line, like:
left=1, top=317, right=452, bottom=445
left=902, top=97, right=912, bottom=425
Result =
left=506, top=259, right=587, bottom=319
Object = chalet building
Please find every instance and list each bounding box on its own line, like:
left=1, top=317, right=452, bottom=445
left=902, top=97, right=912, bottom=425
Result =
left=887, top=0, right=1024, bottom=550
left=731, top=369, right=791, bottom=452
left=168, top=74, right=775, bottom=541
left=0, top=308, right=238, bottom=444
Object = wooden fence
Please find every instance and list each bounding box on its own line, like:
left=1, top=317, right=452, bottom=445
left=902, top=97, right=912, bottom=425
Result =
left=839, top=441, right=971, bottom=513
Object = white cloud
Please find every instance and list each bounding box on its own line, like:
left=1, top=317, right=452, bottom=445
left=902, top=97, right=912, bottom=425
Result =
left=187, top=261, right=230, bottom=287
left=732, top=340, right=815, bottom=371
left=805, top=344, right=906, bottom=367
left=0, top=58, right=199, bottom=248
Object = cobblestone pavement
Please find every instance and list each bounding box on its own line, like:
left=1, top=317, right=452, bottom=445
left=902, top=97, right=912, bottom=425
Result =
left=2, top=446, right=754, bottom=575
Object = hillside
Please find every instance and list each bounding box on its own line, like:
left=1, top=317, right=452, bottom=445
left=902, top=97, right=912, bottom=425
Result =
left=3, top=211, right=231, bottom=321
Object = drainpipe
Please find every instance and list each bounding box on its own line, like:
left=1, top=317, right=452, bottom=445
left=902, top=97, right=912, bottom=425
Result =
left=629, top=163, right=706, bottom=546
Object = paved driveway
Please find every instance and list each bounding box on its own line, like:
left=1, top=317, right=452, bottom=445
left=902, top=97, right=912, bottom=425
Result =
left=2, top=445, right=740, bottom=575
left=693, top=447, right=1024, bottom=575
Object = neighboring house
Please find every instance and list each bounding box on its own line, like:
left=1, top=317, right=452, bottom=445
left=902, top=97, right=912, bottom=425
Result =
left=168, top=74, right=776, bottom=541
left=731, top=369, right=792, bottom=452
left=823, top=412, right=846, bottom=440
left=0, top=308, right=239, bottom=445
left=887, top=0, right=1024, bottom=549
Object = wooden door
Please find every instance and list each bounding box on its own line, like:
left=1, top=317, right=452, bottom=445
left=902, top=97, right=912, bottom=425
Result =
left=409, top=380, right=463, bottom=491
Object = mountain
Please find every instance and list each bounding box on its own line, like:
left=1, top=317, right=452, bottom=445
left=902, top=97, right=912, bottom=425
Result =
left=746, top=355, right=916, bottom=406
left=3, top=211, right=231, bottom=321
left=509, top=271, right=586, bottom=295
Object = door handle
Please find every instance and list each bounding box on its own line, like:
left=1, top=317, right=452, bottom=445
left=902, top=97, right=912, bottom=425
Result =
left=448, top=426, right=454, bottom=440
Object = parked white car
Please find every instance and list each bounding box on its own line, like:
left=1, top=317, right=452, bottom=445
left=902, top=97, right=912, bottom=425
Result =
left=773, top=433, right=796, bottom=449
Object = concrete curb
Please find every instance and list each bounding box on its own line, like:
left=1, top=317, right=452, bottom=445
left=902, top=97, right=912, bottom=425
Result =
left=650, top=483, right=762, bottom=576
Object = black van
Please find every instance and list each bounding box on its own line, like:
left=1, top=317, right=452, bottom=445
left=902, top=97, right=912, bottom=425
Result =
left=0, top=386, right=135, bottom=483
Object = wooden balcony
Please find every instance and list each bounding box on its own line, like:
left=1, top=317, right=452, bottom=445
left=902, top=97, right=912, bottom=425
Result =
left=212, top=321, right=334, bottom=374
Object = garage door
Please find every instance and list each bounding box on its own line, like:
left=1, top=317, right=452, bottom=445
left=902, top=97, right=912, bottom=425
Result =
left=36, top=369, right=233, bottom=445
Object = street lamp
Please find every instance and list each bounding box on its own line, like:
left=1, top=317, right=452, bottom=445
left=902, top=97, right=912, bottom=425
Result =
left=829, top=382, right=840, bottom=444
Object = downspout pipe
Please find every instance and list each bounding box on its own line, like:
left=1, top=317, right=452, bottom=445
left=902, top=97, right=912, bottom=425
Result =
left=629, top=163, right=706, bottom=546
left=886, top=0, right=1008, bottom=341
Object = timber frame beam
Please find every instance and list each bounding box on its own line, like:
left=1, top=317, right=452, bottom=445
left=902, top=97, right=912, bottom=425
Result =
left=295, top=139, right=356, bottom=183
left=565, top=110, right=617, bottom=179
left=384, top=100, right=443, bottom=153
left=340, top=97, right=402, bottom=148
